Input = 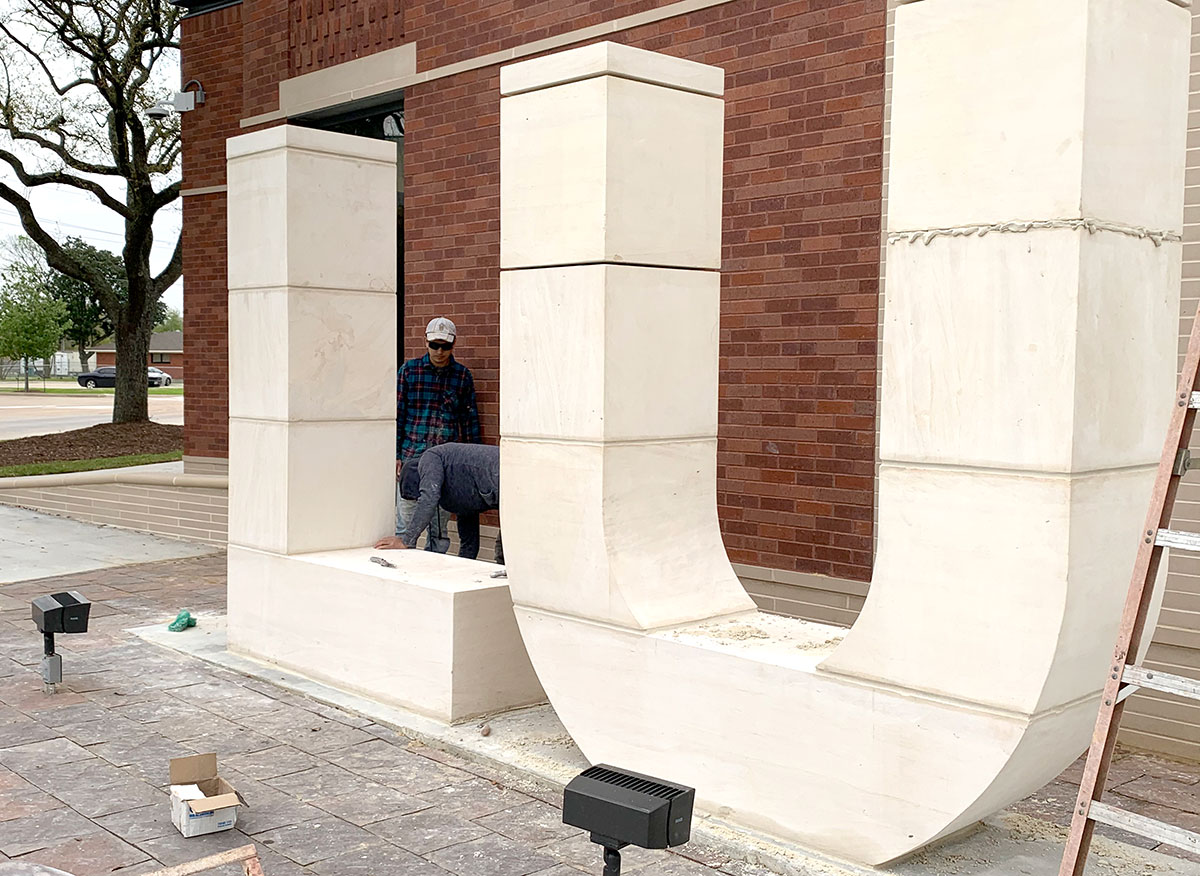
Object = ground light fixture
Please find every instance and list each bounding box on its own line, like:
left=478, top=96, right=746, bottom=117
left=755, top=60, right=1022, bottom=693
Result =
left=563, top=765, right=695, bottom=876
left=31, top=591, right=91, bottom=693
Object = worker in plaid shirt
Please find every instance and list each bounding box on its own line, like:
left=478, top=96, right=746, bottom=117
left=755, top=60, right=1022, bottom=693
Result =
left=394, top=316, right=482, bottom=551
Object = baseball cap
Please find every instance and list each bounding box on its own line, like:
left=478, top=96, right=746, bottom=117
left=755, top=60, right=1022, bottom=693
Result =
left=426, top=317, right=457, bottom=343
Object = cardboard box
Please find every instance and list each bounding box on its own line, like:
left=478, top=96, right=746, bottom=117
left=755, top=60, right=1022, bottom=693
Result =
left=169, top=753, right=243, bottom=837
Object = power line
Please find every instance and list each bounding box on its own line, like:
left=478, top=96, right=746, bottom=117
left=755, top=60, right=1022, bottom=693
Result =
left=0, top=212, right=178, bottom=251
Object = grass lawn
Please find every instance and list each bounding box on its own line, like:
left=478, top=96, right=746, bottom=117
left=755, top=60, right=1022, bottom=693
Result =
left=0, top=450, right=183, bottom=478
left=0, top=385, right=184, bottom=396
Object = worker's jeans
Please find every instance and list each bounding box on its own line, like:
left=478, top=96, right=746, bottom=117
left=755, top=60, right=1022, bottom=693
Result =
left=395, top=488, right=451, bottom=553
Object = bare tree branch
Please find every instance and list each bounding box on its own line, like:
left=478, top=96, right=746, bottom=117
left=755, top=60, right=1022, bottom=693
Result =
left=0, top=23, right=93, bottom=97
left=0, top=147, right=129, bottom=214
left=0, top=181, right=105, bottom=291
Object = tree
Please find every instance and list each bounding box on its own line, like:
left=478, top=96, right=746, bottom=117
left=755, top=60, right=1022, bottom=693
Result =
left=5, top=235, right=120, bottom=370
left=154, top=305, right=181, bottom=333
left=0, top=0, right=182, bottom=420
left=0, top=276, right=67, bottom=391
left=50, top=238, right=126, bottom=370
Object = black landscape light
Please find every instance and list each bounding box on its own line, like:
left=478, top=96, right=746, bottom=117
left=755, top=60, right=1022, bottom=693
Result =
left=31, top=591, right=91, bottom=692
left=563, top=765, right=695, bottom=876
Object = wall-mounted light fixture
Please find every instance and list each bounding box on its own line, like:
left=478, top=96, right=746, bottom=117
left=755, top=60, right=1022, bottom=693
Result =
left=147, top=79, right=207, bottom=119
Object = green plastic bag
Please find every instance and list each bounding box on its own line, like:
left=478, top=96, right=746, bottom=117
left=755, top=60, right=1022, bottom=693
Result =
left=168, top=610, right=197, bottom=632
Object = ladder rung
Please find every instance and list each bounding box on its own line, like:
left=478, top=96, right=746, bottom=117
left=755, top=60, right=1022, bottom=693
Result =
left=1123, top=665, right=1200, bottom=701
left=1191, top=391, right=1200, bottom=409
left=1089, top=801, right=1200, bottom=852
left=1155, top=528, right=1200, bottom=551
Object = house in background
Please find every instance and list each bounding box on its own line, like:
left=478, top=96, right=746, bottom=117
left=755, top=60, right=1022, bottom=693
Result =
left=93, top=330, right=185, bottom=382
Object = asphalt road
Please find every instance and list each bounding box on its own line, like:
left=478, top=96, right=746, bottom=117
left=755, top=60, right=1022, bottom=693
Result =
left=0, top=393, right=184, bottom=440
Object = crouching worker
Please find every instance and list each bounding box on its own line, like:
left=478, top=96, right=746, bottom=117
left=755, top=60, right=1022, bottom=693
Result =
left=374, top=443, right=503, bottom=563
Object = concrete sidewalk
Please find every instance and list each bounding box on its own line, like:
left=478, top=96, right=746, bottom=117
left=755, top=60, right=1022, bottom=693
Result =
left=0, top=510, right=1199, bottom=875
left=0, top=506, right=214, bottom=584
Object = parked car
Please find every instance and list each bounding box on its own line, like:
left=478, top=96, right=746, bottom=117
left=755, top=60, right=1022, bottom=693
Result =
left=77, top=366, right=116, bottom=388
left=147, top=367, right=172, bottom=387
left=76, top=367, right=172, bottom=388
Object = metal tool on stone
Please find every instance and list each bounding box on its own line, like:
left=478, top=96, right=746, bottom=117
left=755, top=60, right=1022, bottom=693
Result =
left=370, top=556, right=396, bottom=568
left=1060, top=307, right=1200, bottom=874
left=30, top=591, right=91, bottom=694
left=563, top=765, right=694, bottom=876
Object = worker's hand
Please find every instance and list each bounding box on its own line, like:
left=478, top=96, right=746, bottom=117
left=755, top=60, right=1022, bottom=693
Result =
left=374, top=536, right=409, bottom=550
left=396, top=460, right=403, bottom=478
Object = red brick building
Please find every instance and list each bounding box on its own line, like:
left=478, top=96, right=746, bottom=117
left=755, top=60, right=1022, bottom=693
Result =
left=177, top=0, right=887, bottom=594
left=94, top=330, right=185, bottom=381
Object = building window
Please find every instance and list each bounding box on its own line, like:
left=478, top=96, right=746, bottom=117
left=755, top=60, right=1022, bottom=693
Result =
left=151, top=353, right=171, bottom=364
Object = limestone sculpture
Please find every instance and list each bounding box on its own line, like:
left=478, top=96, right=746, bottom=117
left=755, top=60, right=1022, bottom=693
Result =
left=497, top=0, right=1188, bottom=863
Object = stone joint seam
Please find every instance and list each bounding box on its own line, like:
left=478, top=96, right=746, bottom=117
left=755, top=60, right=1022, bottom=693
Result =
left=501, top=434, right=717, bottom=446
left=888, top=218, right=1182, bottom=247
left=878, top=460, right=1160, bottom=479
left=502, top=70, right=723, bottom=100
left=228, top=144, right=395, bottom=167
left=500, top=261, right=718, bottom=273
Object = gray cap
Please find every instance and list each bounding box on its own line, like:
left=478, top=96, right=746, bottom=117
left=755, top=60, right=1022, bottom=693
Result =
left=426, top=317, right=457, bottom=343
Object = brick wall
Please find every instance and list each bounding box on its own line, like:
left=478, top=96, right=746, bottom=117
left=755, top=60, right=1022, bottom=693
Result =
left=404, top=1, right=885, bottom=581
left=291, top=0, right=404, bottom=75
left=182, top=194, right=230, bottom=459
left=245, top=0, right=292, bottom=117
left=180, top=0, right=886, bottom=581
left=182, top=6, right=245, bottom=188
left=182, top=6, right=244, bottom=460
left=404, top=0, right=679, bottom=70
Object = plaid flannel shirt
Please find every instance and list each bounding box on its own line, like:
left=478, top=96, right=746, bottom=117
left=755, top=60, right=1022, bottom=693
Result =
left=396, top=354, right=482, bottom=461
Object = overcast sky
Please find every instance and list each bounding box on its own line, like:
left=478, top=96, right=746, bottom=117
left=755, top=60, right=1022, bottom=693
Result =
left=3, top=185, right=184, bottom=314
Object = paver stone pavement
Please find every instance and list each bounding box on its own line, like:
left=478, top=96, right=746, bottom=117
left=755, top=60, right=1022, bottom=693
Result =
left=0, top=516, right=1198, bottom=874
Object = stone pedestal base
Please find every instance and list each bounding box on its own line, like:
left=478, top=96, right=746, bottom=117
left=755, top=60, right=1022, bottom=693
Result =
left=228, top=546, right=545, bottom=724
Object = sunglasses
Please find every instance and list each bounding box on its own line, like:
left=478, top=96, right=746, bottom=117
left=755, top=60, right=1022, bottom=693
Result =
left=428, top=341, right=454, bottom=351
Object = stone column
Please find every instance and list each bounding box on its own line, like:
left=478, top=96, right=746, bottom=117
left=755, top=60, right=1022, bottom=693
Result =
left=498, top=42, right=755, bottom=630
left=822, top=0, right=1189, bottom=714
left=225, top=125, right=398, bottom=555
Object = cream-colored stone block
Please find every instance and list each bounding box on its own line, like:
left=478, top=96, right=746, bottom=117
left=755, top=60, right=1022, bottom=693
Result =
left=229, top=288, right=396, bottom=422
left=499, top=41, right=724, bottom=98
left=500, top=265, right=719, bottom=441
left=500, top=438, right=754, bottom=629
left=888, top=0, right=1189, bottom=232
left=512, top=607, right=1098, bottom=865
left=500, top=75, right=723, bottom=269
left=820, top=463, right=1155, bottom=714
left=227, top=126, right=397, bottom=291
left=1081, top=0, right=1188, bottom=230
left=279, top=42, right=416, bottom=115
left=228, top=545, right=544, bottom=723
left=228, top=418, right=394, bottom=554
left=881, top=231, right=1179, bottom=472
